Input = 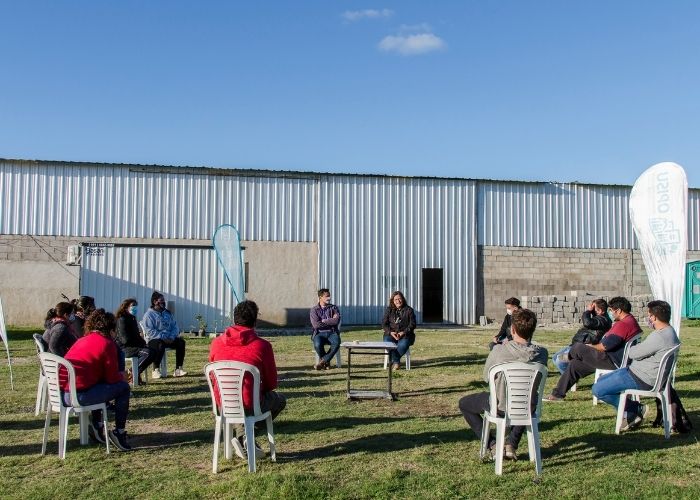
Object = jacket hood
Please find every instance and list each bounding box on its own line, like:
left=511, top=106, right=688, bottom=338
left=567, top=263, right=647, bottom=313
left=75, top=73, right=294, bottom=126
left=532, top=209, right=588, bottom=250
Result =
left=222, top=325, right=257, bottom=346
left=501, top=340, right=549, bottom=364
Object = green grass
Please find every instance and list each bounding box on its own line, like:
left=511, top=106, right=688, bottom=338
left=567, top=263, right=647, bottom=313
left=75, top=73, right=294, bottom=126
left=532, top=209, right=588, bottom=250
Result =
left=1, top=324, right=698, bottom=499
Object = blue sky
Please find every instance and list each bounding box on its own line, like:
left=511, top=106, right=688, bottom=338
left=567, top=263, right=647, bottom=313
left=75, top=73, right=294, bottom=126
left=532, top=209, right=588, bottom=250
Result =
left=1, top=1, right=699, bottom=186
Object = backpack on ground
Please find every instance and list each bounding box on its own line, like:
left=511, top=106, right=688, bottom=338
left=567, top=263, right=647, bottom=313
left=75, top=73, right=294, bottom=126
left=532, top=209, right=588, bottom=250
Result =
left=652, top=386, right=693, bottom=433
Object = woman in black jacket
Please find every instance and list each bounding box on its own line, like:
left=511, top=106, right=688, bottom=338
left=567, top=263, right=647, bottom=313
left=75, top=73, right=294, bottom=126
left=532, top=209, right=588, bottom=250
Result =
left=43, top=302, right=77, bottom=357
left=115, top=298, right=155, bottom=383
left=381, top=290, right=416, bottom=370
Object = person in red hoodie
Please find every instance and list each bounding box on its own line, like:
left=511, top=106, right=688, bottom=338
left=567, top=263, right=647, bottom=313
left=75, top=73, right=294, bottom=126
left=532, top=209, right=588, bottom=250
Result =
left=209, top=300, right=286, bottom=459
left=61, top=309, right=132, bottom=451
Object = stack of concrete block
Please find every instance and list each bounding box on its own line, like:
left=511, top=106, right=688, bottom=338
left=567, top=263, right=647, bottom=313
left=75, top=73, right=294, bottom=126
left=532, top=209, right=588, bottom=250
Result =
left=521, top=292, right=655, bottom=325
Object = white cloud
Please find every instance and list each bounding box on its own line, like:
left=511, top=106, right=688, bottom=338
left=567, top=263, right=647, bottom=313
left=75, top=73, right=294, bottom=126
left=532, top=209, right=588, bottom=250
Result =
left=342, top=9, right=394, bottom=22
left=378, top=33, right=446, bottom=56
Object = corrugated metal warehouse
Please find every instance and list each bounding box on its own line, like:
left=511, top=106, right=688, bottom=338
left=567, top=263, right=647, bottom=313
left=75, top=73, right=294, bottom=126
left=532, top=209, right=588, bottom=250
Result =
left=1, top=158, right=699, bottom=328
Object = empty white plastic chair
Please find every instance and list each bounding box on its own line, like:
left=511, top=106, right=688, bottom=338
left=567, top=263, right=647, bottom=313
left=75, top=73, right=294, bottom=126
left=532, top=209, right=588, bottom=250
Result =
left=205, top=361, right=276, bottom=473
left=127, top=356, right=149, bottom=387
left=383, top=347, right=411, bottom=370
left=614, top=345, right=680, bottom=438
left=38, top=352, right=110, bottom=458
left=593, top=333, right=642, bottom=405
left=480, top=361, right=547, bottom=475
left=32, top=334, right=48, bottom=416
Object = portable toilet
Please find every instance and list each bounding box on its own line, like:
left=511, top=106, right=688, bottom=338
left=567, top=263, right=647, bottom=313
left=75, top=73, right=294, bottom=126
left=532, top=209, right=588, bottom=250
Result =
left=684, top=260, right=700, bottom=319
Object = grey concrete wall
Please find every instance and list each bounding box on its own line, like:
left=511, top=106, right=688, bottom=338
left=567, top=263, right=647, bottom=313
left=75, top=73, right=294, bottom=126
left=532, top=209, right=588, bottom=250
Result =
left=0, top=235, right=318, bottom=328
left=243, top=240, right=318, bottom=327
left=479, top=246, right=700, bottom=322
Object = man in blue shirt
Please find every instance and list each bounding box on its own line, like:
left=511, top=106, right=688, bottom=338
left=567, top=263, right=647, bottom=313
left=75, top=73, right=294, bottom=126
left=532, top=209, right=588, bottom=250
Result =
left=142, top=291, right=187, bottom=378
left=309, top=288, right=341, bottom=370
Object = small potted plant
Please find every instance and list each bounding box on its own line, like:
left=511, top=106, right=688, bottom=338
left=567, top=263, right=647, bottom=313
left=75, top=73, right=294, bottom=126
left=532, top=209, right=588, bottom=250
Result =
left=194, top=314, right=207, bottom=337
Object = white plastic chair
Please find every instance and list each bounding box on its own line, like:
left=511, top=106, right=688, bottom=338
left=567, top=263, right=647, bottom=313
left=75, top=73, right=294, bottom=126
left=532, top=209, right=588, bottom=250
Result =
left=593, top=333, right=642, bottom=405
left=480, top=361, right=547, bottom=475
left=38, top=352, right=110, bottom=458
left=127, top=356, right=148, bottom=387
left=32, top=334, right=48, bottom=416
left=383, top=347, right=411, bottom=370
left=205, top=361, right=276, bottom=473
left=614, top=345, right=680, bottom=438
left=313, top=349, right=342, bottom=368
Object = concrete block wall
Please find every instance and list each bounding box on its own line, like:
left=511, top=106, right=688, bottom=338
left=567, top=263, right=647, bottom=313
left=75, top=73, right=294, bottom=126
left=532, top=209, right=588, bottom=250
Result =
left=479, top=246, right=700, bottom=322
left=521, top=293, right=654, bottom=325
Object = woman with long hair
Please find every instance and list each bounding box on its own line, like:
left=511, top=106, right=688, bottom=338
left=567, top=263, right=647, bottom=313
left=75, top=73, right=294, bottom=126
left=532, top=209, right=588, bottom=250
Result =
left=381, top=291, right=416, bottom=370
left=115, top=298, right=155, bottom=384
left=62, top=308, right=132, bottom=451
left=42, top=302, right=77, bottom=357
left=70, top=295, right=96, bottom=337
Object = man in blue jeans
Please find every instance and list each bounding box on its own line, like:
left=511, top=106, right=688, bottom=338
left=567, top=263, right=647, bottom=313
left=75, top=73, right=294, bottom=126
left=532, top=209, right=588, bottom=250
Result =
left=310, top=288, right=341, bottom=370
left=592, top=300, right=680, bottom=431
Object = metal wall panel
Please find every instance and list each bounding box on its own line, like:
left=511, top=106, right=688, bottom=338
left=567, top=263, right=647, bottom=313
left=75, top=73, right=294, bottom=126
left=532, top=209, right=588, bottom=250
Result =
left=689, top=190, right=700, bottom=251
left=318, top=175, right=477, bottom=325
left=80, top=245, right=233, bottom=332
left=0, top=160, right=315, bottom=241
left=478, top=182, right=637, bottom=248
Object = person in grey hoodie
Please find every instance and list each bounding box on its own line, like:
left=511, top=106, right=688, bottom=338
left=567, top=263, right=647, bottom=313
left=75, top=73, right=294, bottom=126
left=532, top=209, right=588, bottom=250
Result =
left=458, top=308, right=548, bottom=460
left=592, top=300, right=680, bottom=431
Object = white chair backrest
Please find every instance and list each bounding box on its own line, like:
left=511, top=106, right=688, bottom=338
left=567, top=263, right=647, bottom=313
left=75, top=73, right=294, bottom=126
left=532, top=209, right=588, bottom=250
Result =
left=33, top=333, right=47, bottom=354
left=620, top=333, right=643, bottom=366
left=38, top=352, right=80, bottom=409
left=205, top=361, right=262, bottom=419
left=487, top=362, right=548, bottom=421
left=648, top=345, right=680, bottom=393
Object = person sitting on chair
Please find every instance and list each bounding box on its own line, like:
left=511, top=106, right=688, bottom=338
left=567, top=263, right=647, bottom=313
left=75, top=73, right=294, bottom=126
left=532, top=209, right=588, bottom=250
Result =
left=592, top=300, right=680, bottom=431
left=209, top=300, right=286, bottom=460
left=70, top=295, right=96, bottom=338
left=381, top=290, right=416, bottom=370
left=115, top=298, right=156, bottom=384
left=489, top=297, right=522, bottom=350
left=142, top=291, right=187, bottom=378
left=458, top=308, right=548, bottom=460
left=545, top=296, right=641, bottom=402
left=43, top=302, right=77, bottom=357
left=552, top=298, right=612, bottom=374
left=309, top=288, right=341, bottom=370
left=61, top=309, right=132, bottom=451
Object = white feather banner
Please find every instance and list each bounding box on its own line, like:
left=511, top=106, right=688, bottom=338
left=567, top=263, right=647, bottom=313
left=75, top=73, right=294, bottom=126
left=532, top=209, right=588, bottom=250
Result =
left=212, top=224, right=246, bottom=306
left=0, top=296, right=14, bottom=390
left=629, top=162, right=688, bottom=338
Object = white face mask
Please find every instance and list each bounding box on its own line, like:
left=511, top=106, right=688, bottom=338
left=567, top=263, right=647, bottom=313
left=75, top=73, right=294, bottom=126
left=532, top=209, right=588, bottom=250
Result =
left=506, top=308, right=513, bottom=316
left=646, top=316, right=655, bottom=330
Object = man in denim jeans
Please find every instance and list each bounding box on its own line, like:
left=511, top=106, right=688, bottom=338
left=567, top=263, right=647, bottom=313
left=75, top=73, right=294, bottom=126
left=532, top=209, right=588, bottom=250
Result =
left=310, top=288, right=341, bottom=370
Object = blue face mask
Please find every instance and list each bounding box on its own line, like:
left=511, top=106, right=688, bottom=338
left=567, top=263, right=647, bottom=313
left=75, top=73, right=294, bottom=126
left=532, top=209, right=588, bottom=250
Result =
left=129, top=306, right=138, bottom=316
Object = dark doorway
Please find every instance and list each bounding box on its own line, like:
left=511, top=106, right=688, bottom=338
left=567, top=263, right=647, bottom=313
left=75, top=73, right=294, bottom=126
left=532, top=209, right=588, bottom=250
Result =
left=422, top=268, right=443, bottom=323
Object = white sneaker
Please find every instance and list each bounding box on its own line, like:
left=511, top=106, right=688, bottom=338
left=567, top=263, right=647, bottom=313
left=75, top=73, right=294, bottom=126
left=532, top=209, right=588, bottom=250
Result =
left=244, top=437, right=266, bottom=459
left=173, top=368, right=187, bottom=377
left=231, top=437, right=265, bottom=460
left=151, top=368, right=162, bottom=379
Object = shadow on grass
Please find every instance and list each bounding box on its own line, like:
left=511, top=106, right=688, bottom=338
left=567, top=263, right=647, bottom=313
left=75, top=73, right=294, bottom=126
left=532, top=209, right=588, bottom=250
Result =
left=543, top=429, right=697, bottom=466
left=417, top=354, right=489, bottom=369
left=279, top=428, right=469, bottom=461
left=280, top=415, right=413, bottom=435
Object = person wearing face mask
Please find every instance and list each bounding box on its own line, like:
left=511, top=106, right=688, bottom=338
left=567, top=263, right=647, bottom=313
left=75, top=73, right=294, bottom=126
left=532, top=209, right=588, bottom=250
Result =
left=381, top=290, right=416, bottom=370
left=61, top=309, right=133, bottom=451
left=552, top=299, right=612, bottom=374
left=43, top=302, right=77, bottom=357
left=142, top=291, right=187, bottom=378
left=592, top=300, right=680, bottom=431
left=545, top=296, right=642, bottom=402
left=115, top=298, right=156, bottom=384
left=70, top=295, right=96, bottom=337
left=489, top=298, right=522, bottom=350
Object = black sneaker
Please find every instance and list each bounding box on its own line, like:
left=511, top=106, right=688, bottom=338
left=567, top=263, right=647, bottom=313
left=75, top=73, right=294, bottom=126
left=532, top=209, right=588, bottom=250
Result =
left=88, top=421, right=106, bottom=444
left=108, top=429, right=132, bottom=451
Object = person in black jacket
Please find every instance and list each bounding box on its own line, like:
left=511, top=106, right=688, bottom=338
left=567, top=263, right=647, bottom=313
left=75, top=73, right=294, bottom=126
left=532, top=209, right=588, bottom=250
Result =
left=115, top=298, right=156, bottom=383
left=489, top=297, right=521, bottom=350
left=43, top=302, right=77, bottom=357
left=381, top=291, right=416, bottom=370
left=70, top=295, right=96, bottom=338
left=552, top=298, right=612, bottom=374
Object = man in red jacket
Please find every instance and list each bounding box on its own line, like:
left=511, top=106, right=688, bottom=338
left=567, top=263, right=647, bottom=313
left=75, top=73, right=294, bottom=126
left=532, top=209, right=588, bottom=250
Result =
left=209, top=300, right=286, bottom=459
